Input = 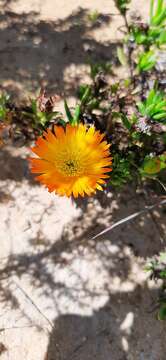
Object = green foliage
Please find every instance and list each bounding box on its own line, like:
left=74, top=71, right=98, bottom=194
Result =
left=117, top=46, right=128, bottom=66
left=137, top=50, right=157, bottom=72
left=64, top=99, right=73, bottom=124
left=137, top=88, right=166, bottom=122
left=78, top=85, right=91, bottom=105
left=24, top=98, right=60, bottom=128
left=146, top=251, right=166, bottom=320
left=131, top=0, right=166, bottom=47
left=0, top=93, right=10, bottom=121
left=120, top=113, right=132, bottom=130
left=130, top=26, right=149, bottom=46
left=140, top=154, right=166, bottom=175
left=65, top=85, right=92, bottom=125
left=88, top=10, right=100, bottom=23
left=64, top=99, right=81, bottom=125
left=114, top=0, right=131, bottom=14
left=131, top=25, right=166, bottom=47
left=150, top=0, right=166, bottom=27
left=75, top=79, right=165, bottom=192
left=78, top=84, right=100, bottom=111
left=90, top=62, right=112, bottom=79
left=130, top=0, right=166, bottom=77
left=146, top=252, right=166, bottom=279
left=110, top=154, right=133, bottom=187
left=158, top=304, right=166, bottom=320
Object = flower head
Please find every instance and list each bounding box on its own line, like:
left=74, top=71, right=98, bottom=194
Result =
left=29, top=124, right=112, bottom=198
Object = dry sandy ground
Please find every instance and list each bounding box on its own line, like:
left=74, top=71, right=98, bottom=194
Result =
left=0, top=1, right=166, bottom=360
left=0, top=0, right=148, bottom=101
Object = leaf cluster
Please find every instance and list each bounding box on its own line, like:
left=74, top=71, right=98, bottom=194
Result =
left=137, top=88, right=166, bottom=122
left=114, top=0, right=131, bottom=15
left=146, top=252, right=166, bottom=320
left=130, top=0, right=166, bottom=72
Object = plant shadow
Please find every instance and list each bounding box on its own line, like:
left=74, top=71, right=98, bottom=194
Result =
left=45, top=285, right=166, bottom=360
left=0, top=183, right=165, bottom=358
left=0, top=7, right=121, bottom=99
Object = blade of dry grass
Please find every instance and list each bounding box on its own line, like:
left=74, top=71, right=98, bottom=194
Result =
left=92, top=198, right=166, bottom=240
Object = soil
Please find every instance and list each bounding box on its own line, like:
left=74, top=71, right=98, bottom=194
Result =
left=0, top=1, right=166, bottom=360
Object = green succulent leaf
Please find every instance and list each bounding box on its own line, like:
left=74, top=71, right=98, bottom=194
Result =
left=31, top=99, right=38, bottom=113
left=140, top=154, right=166, bottom=175
left=80, top=85, right=91, bottom=105
left=121, top=113, right=132, bottom=130
left=117, top=46, right=128, bottom=66
left=64, top=99, right=73, bottom=124
left=72, top=104, right=81, bottom=125
left=142, top=157, right=161, bottom=174
left=137, top=88, right=166, bottom=122
left=150, top=0, right=166, bottom=26
left=137, top=51, right=157, bottom=72
left=131, top=26, right=148, bottom=45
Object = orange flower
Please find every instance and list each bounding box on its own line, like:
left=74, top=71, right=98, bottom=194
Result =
left=29, top=124, right=112, bottom=198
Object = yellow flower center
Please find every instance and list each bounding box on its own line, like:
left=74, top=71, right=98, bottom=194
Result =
left=56, top=153, right=84, bottom=177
